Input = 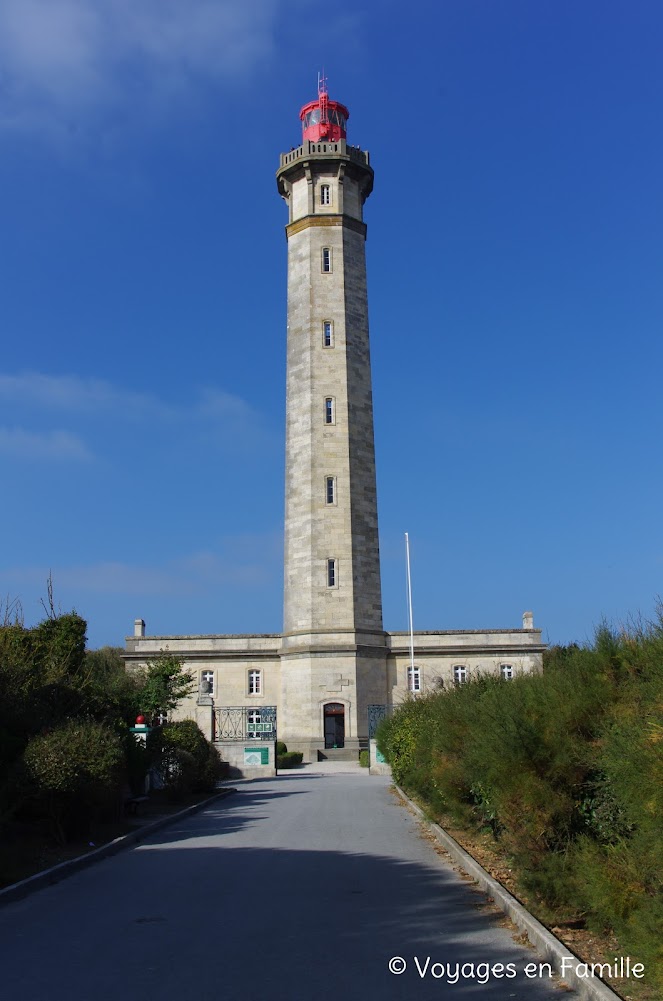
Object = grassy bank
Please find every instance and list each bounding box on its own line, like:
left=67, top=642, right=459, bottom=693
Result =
left=377, top=620, right=663, bottom=993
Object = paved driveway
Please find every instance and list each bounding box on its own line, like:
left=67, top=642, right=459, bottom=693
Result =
left=0, top=767, right=566, bottom=1000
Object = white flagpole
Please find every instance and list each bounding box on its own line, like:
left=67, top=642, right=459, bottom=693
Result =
left=405, top=532, right=415, bottom=678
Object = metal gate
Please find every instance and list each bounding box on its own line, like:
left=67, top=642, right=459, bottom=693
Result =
left=367, top=704, right=391, bottom=739
left=213, top=706, right=277, bottom=741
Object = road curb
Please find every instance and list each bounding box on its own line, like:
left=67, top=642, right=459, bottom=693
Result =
left=0, top=788, right=237, bottom=907
left=394, top=785, right=622, bottom=1001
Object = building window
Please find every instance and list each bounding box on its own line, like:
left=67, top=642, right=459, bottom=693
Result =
left=322, top=247, right=332, bottom=272
left=200, top=670, right=214, bottom=696
left=247, top=708, right=262, bottom=738
left=320, top=184, right=331, bottom=206
left=407, top=665, right=421, bottom=692
left=248, top=669, right=262, bottom=695
left=323, top=320, right=333, bottom=347
left=453, top=665, right=467, bottom=685
left=327, top=558, right=337, bottom=588
left=324, top=397, right=335, bottom=424
left=500, top=663, right=514, bottom=680
left=326, top=476, right=336, bottom=504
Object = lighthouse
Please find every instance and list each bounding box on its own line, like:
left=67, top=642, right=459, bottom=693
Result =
left=276, top=78, right=388, bottom=756
left=124, top=83, right=546, bottom=777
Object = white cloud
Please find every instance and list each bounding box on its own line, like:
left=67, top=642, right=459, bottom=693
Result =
left=197, top=387, right=257, bottom=422
left=0, top=371, right=270, bottom=444
left=0, top=0, right=281, bottom=131
left=0, top=372, right=174, bottom=418
left=1, top=561, right=183, bottom=597
left=2, top=538, right=281, bottom=597
left=0, top=372, right=272, bottom=458
left=0, top=426, right=93, bottom=460
left=59, top=561, right=186, bottom=596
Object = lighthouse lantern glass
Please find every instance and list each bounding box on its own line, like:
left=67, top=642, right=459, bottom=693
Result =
left=299, top=83, right=349, bottom=144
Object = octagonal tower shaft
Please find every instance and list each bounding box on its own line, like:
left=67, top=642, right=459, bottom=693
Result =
left=277, top=140, right=383, bottom=639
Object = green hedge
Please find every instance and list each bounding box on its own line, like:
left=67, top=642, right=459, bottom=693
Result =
left=376, top=621, right=663, bottom=986
left=277, top=751, right=303, bottom=769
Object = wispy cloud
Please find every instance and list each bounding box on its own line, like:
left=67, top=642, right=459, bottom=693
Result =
left=0, top=372, right=174, bottom=418
left=0, top=371, right=271, bottom=452
left=2, top=536, right=282, bottom=598
left=0, top=0, right=281, bottom=133
left=197, top=387, right=259, bottom=423
left=0, top=426, right=93, bottom=460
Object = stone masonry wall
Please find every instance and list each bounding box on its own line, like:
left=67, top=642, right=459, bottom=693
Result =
left=281, top=155, right=382, bottom=637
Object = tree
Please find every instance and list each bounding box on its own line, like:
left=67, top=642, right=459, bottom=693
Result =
left=137, top=651, right=195, bottom=726
left=0, top=611, right=91, bottom=784
left=84, top=646, right=141, bottom=727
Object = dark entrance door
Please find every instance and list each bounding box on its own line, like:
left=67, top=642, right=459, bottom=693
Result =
left=323, top=703, right=345, bottom=749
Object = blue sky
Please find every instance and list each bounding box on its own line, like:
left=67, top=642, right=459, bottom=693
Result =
left=0, top=0, right=661, bottom=649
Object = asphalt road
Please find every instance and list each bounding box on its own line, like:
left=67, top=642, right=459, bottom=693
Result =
left=0, top=767, right=567, bottom=1001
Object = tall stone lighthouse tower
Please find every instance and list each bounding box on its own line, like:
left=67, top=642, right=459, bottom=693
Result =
left=277, top=80, right=388, bottom=758
left=123, top=82, right=546, bottom=772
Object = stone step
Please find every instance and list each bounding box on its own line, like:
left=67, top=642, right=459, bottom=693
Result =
left=316, top=747, right=360, bottom=762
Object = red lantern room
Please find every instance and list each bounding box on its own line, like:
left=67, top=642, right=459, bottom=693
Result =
left=300, top=74, right=349, bottom=143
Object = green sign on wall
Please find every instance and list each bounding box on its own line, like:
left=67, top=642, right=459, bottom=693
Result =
left=244, top=747, right=269, bottom=765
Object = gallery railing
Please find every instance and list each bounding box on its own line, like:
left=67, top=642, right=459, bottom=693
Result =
left=212, top=706, right=277, bottom=742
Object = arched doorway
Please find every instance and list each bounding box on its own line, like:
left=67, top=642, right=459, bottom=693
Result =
left=323, top=703, right=345, bottom=749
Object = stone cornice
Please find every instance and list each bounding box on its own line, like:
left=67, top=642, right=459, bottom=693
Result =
left=285, top=214, right=367, bottom=239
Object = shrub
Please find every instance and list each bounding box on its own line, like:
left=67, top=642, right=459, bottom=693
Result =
left=359, top=750, right=369, bottom=767
left=196, top=743, right=225, bottom=791
left=277, top=751, right=303, bottom=769
left=276, top=740, right=288, bottom=755
left=0, top=612, right=92, bottom=770
left=148, top=719, right=224, bottom=793
left=158, top=747, right=198, bottom=801
left=380, top=618, right=663, bottom=989
left=22, top=720, right=124, bottom=841
left=153, top=719, right=208, bottom=766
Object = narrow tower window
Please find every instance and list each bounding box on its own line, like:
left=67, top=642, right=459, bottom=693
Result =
left=326, top=476, right=336, bottom=504
left=248, top=669, right=262, bottom=695
left=324, top=397, right=335, bottom=424
left=323, top=321, right=334, bottom=347
left=327, top=558, right=337, bottom=588
left=200, top=670, right=214, bottom=696
left=322, top=247, right=332, bottom=273
left=453, top=665, right=468, bottom=685
left=500, top=664, right=514, bottom=680
left=320, top=184, right=331, bottom=206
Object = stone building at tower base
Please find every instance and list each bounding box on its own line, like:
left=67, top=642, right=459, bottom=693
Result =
left=124, top=614, right=544, bottom=771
